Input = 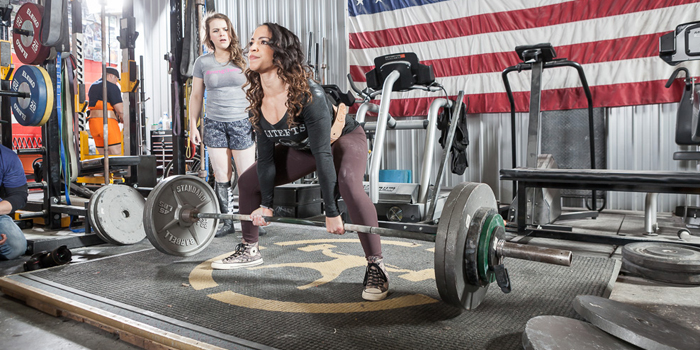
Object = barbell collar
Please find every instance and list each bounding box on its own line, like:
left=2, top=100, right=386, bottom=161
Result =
left=496, top=240, right=572, bottom=267
left=192, top=212, right=436, bottom=242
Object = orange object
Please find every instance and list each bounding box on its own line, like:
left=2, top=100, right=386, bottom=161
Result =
left=88, top=117, right=122, bottom=147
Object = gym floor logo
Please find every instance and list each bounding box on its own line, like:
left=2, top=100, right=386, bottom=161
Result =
left=188, top=238, right=441, bottom=313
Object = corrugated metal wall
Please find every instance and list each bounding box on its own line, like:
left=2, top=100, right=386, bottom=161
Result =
left=378, top=103, right=696, bottom=213
left=134, top=0, right=172, bottom=151
left=216, top=0, right=348, bottom=90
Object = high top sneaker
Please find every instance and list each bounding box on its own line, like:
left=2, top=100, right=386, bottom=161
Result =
left=211, top=242, right=263, bottom=269
left=362, top=256, right=389, bottom=301
left=215, top=181, right=236, bottom=237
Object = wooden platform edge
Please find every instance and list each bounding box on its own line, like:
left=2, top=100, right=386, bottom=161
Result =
left=0, top=276, right=225, bottom=350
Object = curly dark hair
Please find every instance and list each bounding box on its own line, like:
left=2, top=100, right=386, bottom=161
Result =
left=202, top=13, right=246, bottom=70
left=244, top=23, right=313, bottom=129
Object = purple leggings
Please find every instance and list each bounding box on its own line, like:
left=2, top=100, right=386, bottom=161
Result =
left=238, top=127, right=382, bottom=258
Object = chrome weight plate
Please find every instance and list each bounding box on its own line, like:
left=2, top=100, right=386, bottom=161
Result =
left=574, top=295, right=700, bottom=350
left=143, top=175, right=219, bottom=256
left=435, top=182, right=497, bottom=310
left=622, top=242, right=700, bottom=273
left=93, top=185, right=146, bottom=245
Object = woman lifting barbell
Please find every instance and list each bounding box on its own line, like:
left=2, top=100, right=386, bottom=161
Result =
left=188, top=13, right=256, bottom=238
left=210, top=23, right=390, bottom=302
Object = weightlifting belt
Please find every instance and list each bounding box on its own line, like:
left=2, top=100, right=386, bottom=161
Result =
left=330, top=103, right=347, bottom=144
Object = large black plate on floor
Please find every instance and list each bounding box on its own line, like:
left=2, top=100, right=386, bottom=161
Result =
left=573, top=295, right=700, bottom=350
left=622, top=242, right=700, bottom=273
left=435, top=182, right=496, bottom=310
left=622, top=259, right=700, bottom=285
left=522, top=315, right=639, bottom=350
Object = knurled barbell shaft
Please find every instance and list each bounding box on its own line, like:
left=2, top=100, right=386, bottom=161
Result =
left=192, top=212, right=434, bottom=242
left=497, top=240, right=572, bottom=267
left=192, top=211, right=573, bottom=267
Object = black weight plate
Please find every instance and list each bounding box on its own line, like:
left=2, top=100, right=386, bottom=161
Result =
left=143, top=175, right=218, bottom=256
left=622, top=259, right=700, bottom=285
left=574, top=295, right=700, bottom=350
left=523, top=315, right=639, bottom=350
left=622, top=242, right=700, bottom=273
left=435, top=182, right=497, bottom=310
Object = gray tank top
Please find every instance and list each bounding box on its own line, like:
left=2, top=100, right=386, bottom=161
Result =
left=193, top=53, right=248, bottom=122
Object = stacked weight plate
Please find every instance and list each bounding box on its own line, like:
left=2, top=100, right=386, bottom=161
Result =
left=88, top=185, right=146, bottom=245
left=621, top=242, right=700, bottom=285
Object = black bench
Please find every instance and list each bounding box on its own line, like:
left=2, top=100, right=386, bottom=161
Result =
left=500, top=168, right=700, bottom=245
left=80, top=155, right=157, bottom=187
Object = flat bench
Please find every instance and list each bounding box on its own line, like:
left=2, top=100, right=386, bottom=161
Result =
left=80, top=155, right=157, bottom=187
left=500, top=168, right=700, bottom=237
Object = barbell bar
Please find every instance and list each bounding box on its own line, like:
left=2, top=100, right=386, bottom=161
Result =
left=191, top=211, right=572, bottom=267
left=140, top=175, right=574, bottom=310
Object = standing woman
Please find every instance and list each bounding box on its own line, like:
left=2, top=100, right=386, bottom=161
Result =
left=189, top=13, right=255, bottom=237
left=210, top=23, right=389, bottom=302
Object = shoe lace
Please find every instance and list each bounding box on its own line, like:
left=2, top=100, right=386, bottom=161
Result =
left=363, top=263, right=387, bottom=288
left=226, top=243, right=247, bottom=259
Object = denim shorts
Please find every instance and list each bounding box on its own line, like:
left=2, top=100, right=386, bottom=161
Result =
left=203, top=118, right=255, bottom=150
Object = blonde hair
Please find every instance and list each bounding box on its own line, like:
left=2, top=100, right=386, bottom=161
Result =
left=202, top=13, right=246, bottom=69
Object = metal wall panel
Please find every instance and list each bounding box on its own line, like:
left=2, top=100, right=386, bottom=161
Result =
left=374, top=103, right=695, bottom=213
left=134, top=0, right=172, bottom=152
left=216, top=0, right=348, bottom=90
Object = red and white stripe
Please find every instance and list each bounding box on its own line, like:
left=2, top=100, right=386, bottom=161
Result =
left=348, top=0, right=700, bottom=115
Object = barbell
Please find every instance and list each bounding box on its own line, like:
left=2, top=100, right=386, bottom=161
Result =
left=135, top=175, right=572, bottom=310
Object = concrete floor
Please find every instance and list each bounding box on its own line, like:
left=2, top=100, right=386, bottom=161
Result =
left=0, top=210, right=699, bottom=349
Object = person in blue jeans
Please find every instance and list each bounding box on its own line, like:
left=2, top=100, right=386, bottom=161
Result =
left=0, top=144, right=28, bottom=260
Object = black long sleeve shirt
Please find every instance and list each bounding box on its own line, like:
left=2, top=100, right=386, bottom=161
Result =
left=254, top=80, right=359, bottom=217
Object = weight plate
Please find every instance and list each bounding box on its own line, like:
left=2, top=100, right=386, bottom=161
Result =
left=12, top=3, right=50, bottom=65
left=88, top=185, right=109, bottom=243
left=93, top=185, right=146, bottom=245
left=622, top=259, right=700, bottom=285
left=574, top=295, right=700, bottom=350
left=466, top=207, right=496, bottom=287
left=523, top=315, right=639, bottom=350
left=37, top=65, right=54, bottom=126
left=622, top=242, right=700, bottom=273
left=10, top=65, right=52, bottom=126
left=144, top=175, right=219, bottom=256
left=435, top=182, right=497, bottom=310
left=478, top=213, right=503, bottom=284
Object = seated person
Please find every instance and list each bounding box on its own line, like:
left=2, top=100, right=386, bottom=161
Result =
left=87, top=67, right=124, bottom=155
left=0, top=144, right=28, bottom=260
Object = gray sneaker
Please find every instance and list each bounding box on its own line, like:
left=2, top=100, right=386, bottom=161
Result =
left=211, top=242, right=263, bottom=270
left=362, top=256, right=389, bottom=301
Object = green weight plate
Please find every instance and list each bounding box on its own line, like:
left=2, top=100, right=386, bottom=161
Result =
left=478, top=213, right=504, bottom=284
left=93, top=185, right=146, bottom=245
left=143, top=175, right=219, bottom=256
left=435, top=182, right=498, bottom=310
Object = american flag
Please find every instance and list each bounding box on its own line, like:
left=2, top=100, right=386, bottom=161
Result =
left=348, top=0, right=700, bottom=116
